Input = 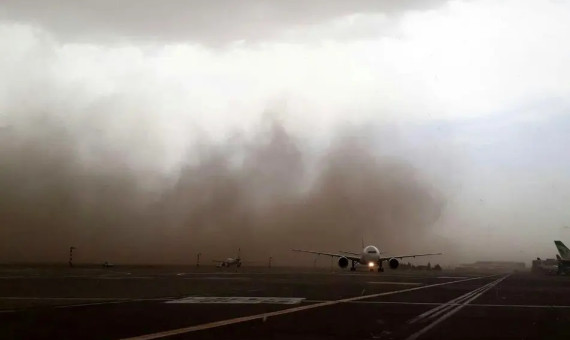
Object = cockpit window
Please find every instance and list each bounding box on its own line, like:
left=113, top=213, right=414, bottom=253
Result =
left=367, top=250, right=377, bottom=254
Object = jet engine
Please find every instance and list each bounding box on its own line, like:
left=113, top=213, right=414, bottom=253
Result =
left=388, top=258, right=399, bottom=269
left=338, top=257, right=349, bottom=268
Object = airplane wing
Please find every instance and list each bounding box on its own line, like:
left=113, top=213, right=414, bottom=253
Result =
left=379, top=252, right=442, bottom=261
left=291, top=249, right=360, bottom=262
left=339, top=250, right=361, bottom=256
left=340, top=250, right=385, bottom=255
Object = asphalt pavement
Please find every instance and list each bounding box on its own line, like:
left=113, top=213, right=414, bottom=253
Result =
left=1, top=266, right=569, bottom=339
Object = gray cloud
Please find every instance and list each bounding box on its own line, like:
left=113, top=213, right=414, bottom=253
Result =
left=0, top=0, right=447, bottom=44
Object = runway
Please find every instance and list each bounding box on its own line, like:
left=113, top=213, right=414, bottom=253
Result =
left=1, top=266, right=569, bottom=339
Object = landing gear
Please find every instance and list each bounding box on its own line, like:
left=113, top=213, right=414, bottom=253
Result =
left=350, top=260, right=356, bottom=271
left=378, top=261, right=384, bottom=273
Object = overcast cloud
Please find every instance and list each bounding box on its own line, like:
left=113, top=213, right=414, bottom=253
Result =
left=0, top=0, right=446, bottom=44
left=1, top=0, right=570, bottom=265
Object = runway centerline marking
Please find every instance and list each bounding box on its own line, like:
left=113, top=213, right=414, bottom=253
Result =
left=405, top=274, right=510, bottom=340
left=120, top=275, right=499, bottom=340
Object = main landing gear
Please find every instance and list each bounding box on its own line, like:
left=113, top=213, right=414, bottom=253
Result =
left=350, top=260, right=356, bottom=271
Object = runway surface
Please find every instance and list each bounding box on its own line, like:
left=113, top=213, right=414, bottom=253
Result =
left=1, top=266, right=569, bottom=339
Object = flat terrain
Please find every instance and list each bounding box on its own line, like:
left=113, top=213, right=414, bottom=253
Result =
left=1, top=266, right=569, bottom=339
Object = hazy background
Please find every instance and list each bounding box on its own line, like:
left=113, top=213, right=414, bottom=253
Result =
left=1, top=0, right=570, bottom=266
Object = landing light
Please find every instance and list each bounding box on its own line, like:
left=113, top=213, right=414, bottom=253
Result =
left=368, top=262, right=374, bottom=268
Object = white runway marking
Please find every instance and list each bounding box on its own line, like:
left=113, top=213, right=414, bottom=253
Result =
left=405, top=274, right=510, bottom=340
left=366, top=282, right=422, bottom=286
left=0, top=297, right=133, bottom=300
left=120, top=275, right=497, bottom=340
left=304, top=299, right=570, bottom=309
left=407, top=283, right=490, bottom=325
left=0, top=297, right=172, bottom=309
left=408, top=275, right=507, bottom=325
left=56, top=298, right=173, bottom=309
left=167, top=297, right=305, bottom=305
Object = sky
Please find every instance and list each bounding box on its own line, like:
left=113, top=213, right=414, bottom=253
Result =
left=1, top=0, right=570, bottom=266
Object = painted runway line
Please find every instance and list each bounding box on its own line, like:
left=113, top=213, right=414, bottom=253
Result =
left=304, top=299, right=570, bottom=309
left=167, top=297, right=305, bottom=305
left=0, top=297, right=134, bottom=300
left=56, top=298, right=173, bottom=309
left=120, top=275, right=498, bottom=340
left=407, top=280, right=493, bottom=325
left=405, top=274, right=510, bottom=340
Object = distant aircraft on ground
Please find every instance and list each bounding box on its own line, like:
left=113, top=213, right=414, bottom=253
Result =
left=554, top=240, right=570, bottom=275
left=213, top=248, right=254, bottom=268
left=292, top=245, right=442, bottom=272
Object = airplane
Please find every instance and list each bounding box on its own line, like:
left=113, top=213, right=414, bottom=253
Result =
left=212, top=248, right=250, bottom=268
left=554, top=240, right=570, bottom=275
left=292, top=245, right=442, bottom=272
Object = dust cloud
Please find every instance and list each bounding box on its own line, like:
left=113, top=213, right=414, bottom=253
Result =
left=0, top=113, right=448, bottom=266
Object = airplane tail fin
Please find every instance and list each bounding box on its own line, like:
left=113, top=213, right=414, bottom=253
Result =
left=554, top=241, right=570, bottom=260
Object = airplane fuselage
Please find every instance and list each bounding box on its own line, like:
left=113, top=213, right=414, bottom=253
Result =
left=359, top=245, right=381, bottom=267
left=217, top=257, right=241, bottom=267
